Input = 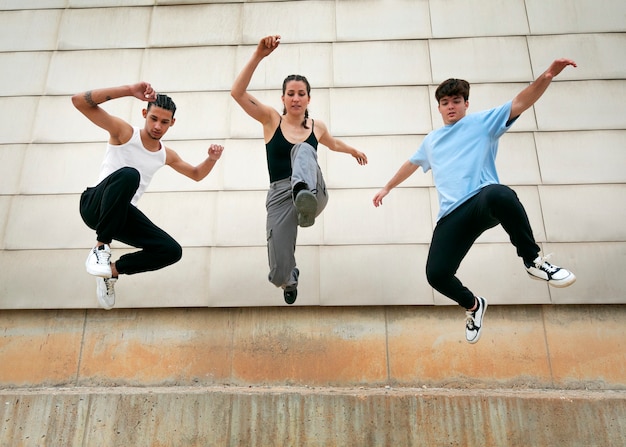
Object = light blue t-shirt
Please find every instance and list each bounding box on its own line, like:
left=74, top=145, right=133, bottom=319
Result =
left=409, top=101, right=516, bottom=221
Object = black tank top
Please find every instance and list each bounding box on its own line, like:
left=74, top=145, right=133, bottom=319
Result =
left=265, top=118, right=318, bottom=182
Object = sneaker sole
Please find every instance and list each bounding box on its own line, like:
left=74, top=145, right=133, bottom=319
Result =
left=86, top=263, right=112, bottom=278
left=295, top=191, right=317, bottom=228
left=527, top=271, right=576, bottom=288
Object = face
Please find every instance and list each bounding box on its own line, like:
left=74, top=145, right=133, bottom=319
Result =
left=282, top=80, right=310, bottom=116
left=142, top=106, right=175, bottom=140
left=437, top=95, right=468, bottom=125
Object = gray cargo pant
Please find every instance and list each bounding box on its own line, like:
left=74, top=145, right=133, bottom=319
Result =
left=265, top=143, right=328, bottom=289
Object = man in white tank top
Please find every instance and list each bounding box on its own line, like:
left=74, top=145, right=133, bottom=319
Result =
left=73, top=82, right=224, bottom=310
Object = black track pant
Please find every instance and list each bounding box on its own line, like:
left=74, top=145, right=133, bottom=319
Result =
left=79, top=167, right=182, bottom=275
left=425, top=184, right=540, bottom=309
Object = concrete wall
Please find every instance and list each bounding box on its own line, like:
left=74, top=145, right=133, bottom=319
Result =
left=1, top=0, right=625, bottom=309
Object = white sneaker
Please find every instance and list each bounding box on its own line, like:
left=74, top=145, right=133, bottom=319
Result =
left=96, top=277, right=116, bottom=310
left=526, top=255, right=576, bottom=288
left=86, top=244, right=112, bottom=278
left=465, top=296, right=487, bottom=344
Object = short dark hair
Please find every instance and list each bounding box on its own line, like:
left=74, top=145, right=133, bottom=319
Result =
left=435, top=78, right=470, bottom=103
left=147, top=93, right=176, bottom=118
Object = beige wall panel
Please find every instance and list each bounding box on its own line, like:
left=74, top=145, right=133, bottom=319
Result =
left=331, top=86, right=432, bottom=136
left=147, top=140, right=225, bottom=193
left=228, top=89, right=281, bottom=139
left=232, top=43, right=333, bottom=92
left=333, top=41, right=431, bottom=87
left=69, top=0, right=153, bottom=6
left=0, top=52, right=51, bottom=97
left=208, top=246, right=319, bottom=307
left=46, top=49, right=144, bottom=95
left=336, top=0, right=431, bottom=41
left=430, top=37, right=533, bottom=83
left=142, top=47, right=237, bottom=93
left=1, top=0, right=65, bottom=8
left=545, top=242, right=626, bottom=304
left=325, top=135, right=430, bottom=189
left=5, top=195, right=90, bottom=250
left=213, top=191, right=267, bottom=247
left=319, top=244, right=434, bottom=306
left=430, top=0, right=529, bottom=38
left=526, top=0, right=626, bottom=34
left=528, top=34, right=626, bottom=81
left=58, top=7, right=151, bottom=50
left=242, top=1, right=334, bottom=44
left=20, top=143, right=104, bottom=195
left=432, top=243, right=553, bottom=306
left=0, top=97, right=38, bottom=144
left=324, top=188, right=433, bottom=245
left=220, top=139, right=271, bottom=190
left=0, top=249, right=98, bottom=309
left=535, top=131, right=626, bottom=185
left=0, top=145, right=26, bottom=195
left=139, top=91, right=231, bottom=141
left=535, top=80, right=626, bottom=131
left=37, top=96, right=133, bottom=144
left=539, top=184, right=626, bottom=242
left=0, top=9, right=61, bottom=51
left=150, top=4, right=241, bottom=47
left=139, top=191, right=218, bottom=247
left=428, top=83, right=539, bottom=132
left=496, top=133, right=542, bottom=186
left=257, top=42, right=334, bottom=90
left=109, top=247, right=212, bottom=308
left=0, top=197, right=10, bottom=249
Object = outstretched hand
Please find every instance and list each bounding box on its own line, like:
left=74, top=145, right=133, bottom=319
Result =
left=256, top=35, right=281, bottom=58
left=130, top=82, right=157, bottom=102
left=545, top=58, right=577, bottom=80
left=353, top=150, right=368, bottom=165
left=208, top=144, right=224, bottom=161
left=372, top=189, right=388, bottom=207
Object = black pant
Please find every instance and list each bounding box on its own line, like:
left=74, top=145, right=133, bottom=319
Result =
left=79, top=167, right=182, bottom=275
left=425, top=184, right=540, bottom=309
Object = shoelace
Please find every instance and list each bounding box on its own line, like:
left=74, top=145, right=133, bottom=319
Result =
left=465, top=311, right=476, bottom=329
left=534, top=253, right=558, bottom=273
left=95, top=248, right=111, bottom=265
left=104, top=278, right=116, bottom=296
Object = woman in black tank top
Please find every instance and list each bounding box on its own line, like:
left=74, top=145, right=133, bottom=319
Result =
left=231, top=34, right=368, bottom=305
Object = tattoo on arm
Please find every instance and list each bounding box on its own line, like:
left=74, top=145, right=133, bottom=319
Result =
left=84, top=91, right=97, bottom=107
left=84, top=91, right=112, bottom=107
left=249, top=98, right=257, bottom=106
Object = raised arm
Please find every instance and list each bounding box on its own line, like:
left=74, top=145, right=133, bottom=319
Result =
left=231, top=35, right=282, bottom=126
left=373, top=160, right=419, bottom=207
left=165, top=144, right=224, bottom=182
left=509, top=58, right=577, bottom=121
left=71, top=82, right=157, bottom=144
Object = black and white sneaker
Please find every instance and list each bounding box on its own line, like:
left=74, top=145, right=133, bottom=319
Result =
left=525, top=255, right=576, bottom=288
left=465, top=296, right=487, bottom=344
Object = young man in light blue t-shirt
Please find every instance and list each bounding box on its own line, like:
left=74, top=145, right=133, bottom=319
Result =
left=373, top=58, right=577, bottom=344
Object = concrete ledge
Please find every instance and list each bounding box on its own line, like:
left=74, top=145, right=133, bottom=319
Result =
left=1, top=386, right=625, bottom=446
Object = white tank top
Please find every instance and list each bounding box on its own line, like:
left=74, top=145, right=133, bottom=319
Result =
left=97, top=127, right=166, bottom=205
